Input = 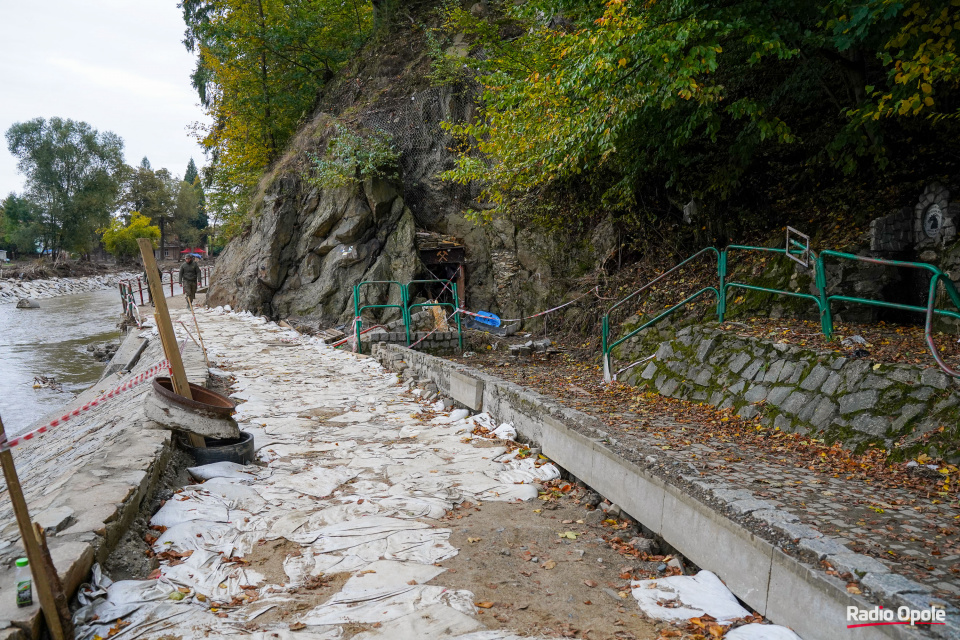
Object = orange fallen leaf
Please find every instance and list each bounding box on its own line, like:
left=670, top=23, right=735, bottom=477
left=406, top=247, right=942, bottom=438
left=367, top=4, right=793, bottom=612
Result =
left=476, top=602, right=495, bottom=609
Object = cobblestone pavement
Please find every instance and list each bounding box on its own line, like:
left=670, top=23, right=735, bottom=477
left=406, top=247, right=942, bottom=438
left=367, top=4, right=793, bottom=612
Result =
left=451, top=350, right=960, bottom=614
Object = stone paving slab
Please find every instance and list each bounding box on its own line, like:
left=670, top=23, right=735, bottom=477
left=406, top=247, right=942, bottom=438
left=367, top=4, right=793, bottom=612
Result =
left=0, top=316, right=205, bottom=638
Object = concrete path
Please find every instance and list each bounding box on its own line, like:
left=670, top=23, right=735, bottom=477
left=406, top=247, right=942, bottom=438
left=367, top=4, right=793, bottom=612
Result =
left=74, top=309, right=661, bottom=640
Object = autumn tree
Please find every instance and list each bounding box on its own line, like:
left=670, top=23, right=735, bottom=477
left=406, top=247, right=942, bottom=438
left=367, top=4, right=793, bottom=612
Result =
left=180, top=0, right=373, bottom=232
left=440, top=0, right=960, bottom=224
left=5, top=117, right=124, bottom=255
left=101, top=211, right=161, bottom=260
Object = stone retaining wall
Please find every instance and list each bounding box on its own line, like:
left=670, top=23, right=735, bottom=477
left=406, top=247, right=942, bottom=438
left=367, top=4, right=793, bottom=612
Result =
left=0, top=272, right=138, bottom=304
left=354, top=309, right=462, bottom=354
left=364, top=330, right=461, bottom=354
left=616, top=322, right=960, bottom=459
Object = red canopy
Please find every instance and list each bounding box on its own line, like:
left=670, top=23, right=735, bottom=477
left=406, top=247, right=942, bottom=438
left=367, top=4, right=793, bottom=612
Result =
left=180, top=248, right=207, bottom=254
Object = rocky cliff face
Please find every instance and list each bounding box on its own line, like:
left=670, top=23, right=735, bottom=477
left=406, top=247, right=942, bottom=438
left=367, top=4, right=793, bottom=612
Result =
left=207, top=54, right=607, bottom=328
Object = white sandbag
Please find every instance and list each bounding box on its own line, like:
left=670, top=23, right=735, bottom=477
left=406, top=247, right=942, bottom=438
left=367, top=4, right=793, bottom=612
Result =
left=350, top=603, right=483, bottom=639
left=492, top=422, right=517, bottom=440
left=188, top=461, right=258, bottom=481
left=631, top=570, right=750, bottom=624
left=496, top=458, right=560, bottom=484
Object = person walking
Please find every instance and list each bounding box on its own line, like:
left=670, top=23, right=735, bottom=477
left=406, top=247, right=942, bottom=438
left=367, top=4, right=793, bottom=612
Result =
left=179, top=254, right=201, bottom=305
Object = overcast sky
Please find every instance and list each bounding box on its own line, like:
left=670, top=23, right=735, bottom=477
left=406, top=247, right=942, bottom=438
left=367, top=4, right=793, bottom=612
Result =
left=0, top=0, right=206, bottom=197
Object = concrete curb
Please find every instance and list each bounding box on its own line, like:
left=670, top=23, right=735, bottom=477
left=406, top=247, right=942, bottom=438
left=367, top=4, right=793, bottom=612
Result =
left=378, top=344, right=938, bottom=640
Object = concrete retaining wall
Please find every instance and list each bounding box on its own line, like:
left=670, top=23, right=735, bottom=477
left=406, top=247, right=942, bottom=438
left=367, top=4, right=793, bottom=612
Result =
left=376, top=343, right=933, bottom=640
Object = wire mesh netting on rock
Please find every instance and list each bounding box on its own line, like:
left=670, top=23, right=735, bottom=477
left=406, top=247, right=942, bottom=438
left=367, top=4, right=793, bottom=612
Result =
left=335, top=82, right=484, bottom=226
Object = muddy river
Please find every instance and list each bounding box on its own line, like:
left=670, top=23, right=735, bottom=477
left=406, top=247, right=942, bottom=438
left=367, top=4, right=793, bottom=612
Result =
left=0, top=288, right=123, bottom=435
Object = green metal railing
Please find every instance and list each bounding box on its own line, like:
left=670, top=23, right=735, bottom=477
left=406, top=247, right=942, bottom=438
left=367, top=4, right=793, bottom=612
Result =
left=406, top=279, right=463, bottom=350
left=352, top=279, right=463, bottom=353
left=602, top=241, right=960, bottom=381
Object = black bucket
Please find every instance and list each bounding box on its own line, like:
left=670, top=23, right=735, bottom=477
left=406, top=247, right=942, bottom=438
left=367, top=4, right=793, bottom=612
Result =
left=176, top=430, right=255, bottom=466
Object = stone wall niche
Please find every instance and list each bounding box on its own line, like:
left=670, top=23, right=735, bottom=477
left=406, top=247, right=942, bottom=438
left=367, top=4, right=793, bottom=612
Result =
left=914, top=182, right=957, bottom=249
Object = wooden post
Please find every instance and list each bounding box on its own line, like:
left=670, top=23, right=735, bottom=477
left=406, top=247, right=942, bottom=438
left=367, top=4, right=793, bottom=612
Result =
left=33, top=524, right=73, bottom=639
left=137, top=239, right=205, bottom=448
left=0, top=414, right=71, bottom=640
left=188, top=301, right=211, bottom=368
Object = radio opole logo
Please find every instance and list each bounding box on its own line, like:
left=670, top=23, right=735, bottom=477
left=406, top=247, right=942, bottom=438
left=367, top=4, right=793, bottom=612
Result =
left=847, top=605, right=946, bottom=628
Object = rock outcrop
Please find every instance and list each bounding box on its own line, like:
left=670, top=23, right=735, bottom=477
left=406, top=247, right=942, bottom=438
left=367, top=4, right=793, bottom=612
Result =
left=207, top=79, right=607, bottom=327
left=208, top=174, right=422, bottom=325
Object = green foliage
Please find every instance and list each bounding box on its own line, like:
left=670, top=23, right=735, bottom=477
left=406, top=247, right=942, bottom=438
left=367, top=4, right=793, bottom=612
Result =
left=5, top=117, right=124, bottom=254
left=117, top=162, right=209, bottom=253
left=0, top=194, right=43, bottom=255
left=425, top=5, right=471, bottom=87
left=185, top=158, right=209, bottom=230
left=100, top=212, right=160, bottom=259
left=172, top=180, right=204, bottom=246
left=439, top=0, right=960, bottom=221
left=180, top=0, right=373, bottom=234
left=306, top=125, right=400, bottom=189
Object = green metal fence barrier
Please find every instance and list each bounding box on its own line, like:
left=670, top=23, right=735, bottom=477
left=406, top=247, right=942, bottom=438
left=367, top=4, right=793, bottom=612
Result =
left=602, top=241, right=960, bottom=381
left=352, top=279, right=463, bottom=353
left=406, top=279, right=463, bottom=350
left=353, top=280, right=409, bottom=351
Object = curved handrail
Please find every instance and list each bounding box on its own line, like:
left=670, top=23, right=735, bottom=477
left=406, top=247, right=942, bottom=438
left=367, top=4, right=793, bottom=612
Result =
left=602, top=242, right=960, bottom=381
left=608, top=286, right=720, bottom=354
left=601, top=247, right=721, bottom=380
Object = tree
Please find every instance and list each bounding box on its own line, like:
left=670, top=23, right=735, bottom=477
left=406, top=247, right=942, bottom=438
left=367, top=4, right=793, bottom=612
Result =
left=118, top=163, right=171, bottom=221
left=0, top=194, right=43, bottom=256
left=172, top=179, right=203, bottom=247
left=439, top=0, right=960, bottom=220
left=179, top=0, right=373, bottom=232
left=184, top=158, right=208, bottom=230
left=101, top=211, right=161, bottom=260
left=5, top=118, right=124, bottom=255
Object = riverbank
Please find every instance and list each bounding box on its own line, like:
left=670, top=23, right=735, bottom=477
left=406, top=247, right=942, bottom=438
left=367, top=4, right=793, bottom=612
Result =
left=0, top=272, right=138, bottom=305
left=0, top=314, right=206, bottom=640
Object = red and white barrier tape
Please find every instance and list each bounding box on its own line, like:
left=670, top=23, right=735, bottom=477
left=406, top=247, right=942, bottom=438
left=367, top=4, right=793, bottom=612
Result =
left=0, top=361, right=170, bottom=453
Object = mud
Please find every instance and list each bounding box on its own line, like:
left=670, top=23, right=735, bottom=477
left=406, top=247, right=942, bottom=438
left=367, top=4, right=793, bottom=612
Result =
left=431, top=496, right=666, bottom=639
left=103, top=448, right=194, bottom=580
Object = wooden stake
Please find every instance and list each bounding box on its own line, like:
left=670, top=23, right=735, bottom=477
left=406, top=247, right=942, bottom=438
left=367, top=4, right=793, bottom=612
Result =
left=33, top=524, right=73, bottom=640
left=138, top=239, right=205, bottom=448
left=187, top=300, right=210, bottom=368
left=0, top=414, right=71, bottom=640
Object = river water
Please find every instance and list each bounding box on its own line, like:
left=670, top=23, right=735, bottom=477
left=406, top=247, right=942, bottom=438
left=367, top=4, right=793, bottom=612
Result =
left=0, top=289, right=123, bottom=435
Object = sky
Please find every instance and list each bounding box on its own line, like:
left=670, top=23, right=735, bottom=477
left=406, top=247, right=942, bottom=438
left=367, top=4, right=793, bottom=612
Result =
left=0, top=0, right=207, bottom=197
